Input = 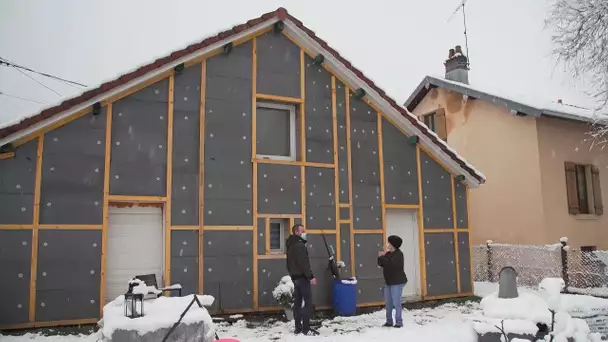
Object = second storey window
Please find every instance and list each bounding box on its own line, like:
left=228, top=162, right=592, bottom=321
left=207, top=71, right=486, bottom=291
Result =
left=420, top=108, right=447, bottom=141
left=565, top=162, right=603, bottom=216
left=256, top=102, right=297, bottom=161
left=423, top=113, right=436, bottom=132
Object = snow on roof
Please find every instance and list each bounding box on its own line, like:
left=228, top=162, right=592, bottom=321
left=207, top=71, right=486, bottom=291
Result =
left=405, top=75, right=607, bottom=124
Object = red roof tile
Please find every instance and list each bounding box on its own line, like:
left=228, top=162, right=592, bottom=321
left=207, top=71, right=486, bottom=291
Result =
left=0, top=7, right=484, bottom=183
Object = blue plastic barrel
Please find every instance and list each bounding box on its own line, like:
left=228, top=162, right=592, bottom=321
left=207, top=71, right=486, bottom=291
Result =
left=332, top=279, right=357, bottom=316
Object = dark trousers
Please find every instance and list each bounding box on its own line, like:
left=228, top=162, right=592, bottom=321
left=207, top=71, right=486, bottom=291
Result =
left=293, top=278, right=313, bottom=332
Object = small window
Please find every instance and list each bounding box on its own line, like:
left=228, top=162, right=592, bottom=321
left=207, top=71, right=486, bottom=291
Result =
left=565, top=162, right=603, bottom=215
left=423, top=113, right=436, bottom=131
left=256, top=102, right=297, bottom=161
left=269, top=219, right=289, bottom=253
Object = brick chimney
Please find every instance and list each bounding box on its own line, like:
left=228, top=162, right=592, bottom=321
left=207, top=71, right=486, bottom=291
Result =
left=444, top=45, right=469, bottom=84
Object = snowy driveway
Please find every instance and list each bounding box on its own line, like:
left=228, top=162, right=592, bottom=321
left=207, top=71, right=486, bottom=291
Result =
left=0, top=301, right=481, bottom=342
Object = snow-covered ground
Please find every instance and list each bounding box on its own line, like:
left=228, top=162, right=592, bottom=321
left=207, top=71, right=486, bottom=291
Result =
left=2, top=282, right=606, bottom=341
left=0, top=302, right=482, bottom=341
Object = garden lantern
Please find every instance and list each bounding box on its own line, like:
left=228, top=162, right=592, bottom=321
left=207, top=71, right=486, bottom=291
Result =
left=124, top=292, right=144, bottom=318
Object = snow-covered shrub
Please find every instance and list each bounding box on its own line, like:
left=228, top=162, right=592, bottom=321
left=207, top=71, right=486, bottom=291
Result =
left=272, top=276, right=294, bottom=309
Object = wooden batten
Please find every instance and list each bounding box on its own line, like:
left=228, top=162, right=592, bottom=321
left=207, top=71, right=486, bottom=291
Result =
left=107, top=195, right=166, bottom=203
left=253, top=158, right=334, bottom=169
left=38, top=225, right=102, bottom=230
left=170, top=226, right=200, bottom=231
left=377, top=111, right=386, bottom=243
left=466, top=184, right=474, bottom=293
left=424, top=292, right=473, bottom=301
left=0, top=318, right=100, bottom=331
left=339, top=203, right=349, bottom=208
left=352, top=229, right=383, bottom=234
left=265, top=217, right=270, bottom=254
left=0, top=224, right=34, bottom=230
left=299, top=47, right=307, bottom=230
left=256, top=93, right=303, bottom=104
left=29, top=134, right=43, bottom=322
left=258, top=254, right=286, bottom=260
left=385, top=204, right=419, bottom=209
left=100, top=102, right=113, bottom=314
left=331, top=76, right=340, bottom=260
left=416, top=145, right=428, bottom=298
left=204, top=226, right=254, bottom=231
left=345, top=87, right=355, bottom=277
left=164, top=74, right=175, bottom=288
left=451, top=175, right=461, bottom=293
left=307, top=229, right=337, bottom=234
left=257, top=213, right=302, bottom=219
left=0, top=151, right=15, bottom=159
left=199, top=59, right=207, bottom=296
left=251, top=37, right=259, bottom=309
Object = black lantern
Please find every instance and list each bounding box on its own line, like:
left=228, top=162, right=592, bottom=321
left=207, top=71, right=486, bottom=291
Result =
left=124, top=292, right=144, bottom=318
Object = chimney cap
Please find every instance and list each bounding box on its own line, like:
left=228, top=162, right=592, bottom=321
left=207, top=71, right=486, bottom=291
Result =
left=557, top=99, right=563, bottom=104
left=448, top=48, right=455, bottom=58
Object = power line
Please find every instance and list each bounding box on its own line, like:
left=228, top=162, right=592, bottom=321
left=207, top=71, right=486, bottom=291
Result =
left=0, top=91, right=46, bottom=104
left=14, top=67, right=62, bottom=96
left=0, top=57, right=87, bottom=88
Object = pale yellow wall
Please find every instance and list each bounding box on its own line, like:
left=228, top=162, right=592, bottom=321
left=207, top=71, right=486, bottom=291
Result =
left=412, top=88, right=547, bottom=246
left=536, top=116, right=608, bottom=248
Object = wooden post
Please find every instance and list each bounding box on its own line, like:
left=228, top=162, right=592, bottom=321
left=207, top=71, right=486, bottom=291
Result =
left=560, top=239, right=569, bottom=293
left=29, top=134, right=44, bottom=322
left=486, top=241, right=493, bottom=282
left=451, top=175, right=461, bottom=293
left=100, top=103, right=113, bottom=313
left=164, top=75, right=175, bottom=287
left=198, top=60, right=207, bottom=295
left=251, top=38, right=259, bottom=309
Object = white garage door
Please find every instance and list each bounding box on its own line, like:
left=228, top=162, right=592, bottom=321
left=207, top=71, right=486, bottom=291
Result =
left=105, top=206, right=164, bottom=303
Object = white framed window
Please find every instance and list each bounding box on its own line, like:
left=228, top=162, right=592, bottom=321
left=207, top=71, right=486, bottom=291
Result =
left=269, top=218, right=289, bottom=253
left=256, top=102, right=297, bottom=161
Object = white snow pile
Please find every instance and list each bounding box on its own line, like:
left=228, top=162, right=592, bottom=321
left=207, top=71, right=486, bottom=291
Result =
left=272, top=276, right=294, bottom=308
left=538, top=277, right=565, bottom=311
left=336, top=260, right=346, bottom=268
left=480, top=290, right=552, bottom=324
left=100, top=294, right=215, bottom=338
left=341, top=277, right=358, bottom=285
left=127, top=278, right=161, bottom=298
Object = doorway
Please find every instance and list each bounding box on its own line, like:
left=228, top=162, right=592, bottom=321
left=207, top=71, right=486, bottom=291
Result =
left=385, top=208, right=421, bottom=300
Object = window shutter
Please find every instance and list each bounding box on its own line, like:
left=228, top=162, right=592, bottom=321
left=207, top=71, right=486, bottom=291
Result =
left=434, top=108, right=447, bottom=141
left=564, top=162, right=580, bottom=215
left=591, top=165, right=603, bottom=215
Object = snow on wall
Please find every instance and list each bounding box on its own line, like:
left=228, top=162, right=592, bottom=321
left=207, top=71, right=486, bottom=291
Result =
left=40, top=111, right=106, bottom=225
left=171, top=63, right=201, bottom=226
left=203, top=40, right=253, bottom=226
left=0, top=229, right=32, bottom=325
left=110, top=79, right=168, bottom=196
left=0, top=139, right=37, bottom=224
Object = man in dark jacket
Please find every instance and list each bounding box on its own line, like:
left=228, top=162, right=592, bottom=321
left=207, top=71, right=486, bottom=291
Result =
left=377, top=235, right=408, bottom=328
left=286, top=224, right=318, bottom=335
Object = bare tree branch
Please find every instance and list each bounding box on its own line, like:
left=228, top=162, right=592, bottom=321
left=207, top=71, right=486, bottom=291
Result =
left=546, top=0, right=608, bottom=146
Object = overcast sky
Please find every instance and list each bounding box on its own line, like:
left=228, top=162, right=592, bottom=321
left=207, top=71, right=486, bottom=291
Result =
left=0, top=0, right=596, bottom=127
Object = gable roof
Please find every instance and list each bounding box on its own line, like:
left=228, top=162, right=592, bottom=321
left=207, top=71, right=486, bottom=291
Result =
left=404, top=75, right=601, bottom=123
left=0, top=8, right=486, bottom=187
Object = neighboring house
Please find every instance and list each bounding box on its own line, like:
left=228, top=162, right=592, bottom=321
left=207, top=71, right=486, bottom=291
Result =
left=0, top=9, right=485, bottom=329
left=405, top=46, right=607, bottom=250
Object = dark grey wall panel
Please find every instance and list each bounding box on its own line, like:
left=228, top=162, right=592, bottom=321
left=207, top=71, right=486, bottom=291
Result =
left=36, top=289, right=99, bottom=321
left=36, top=230, right=101, bottom=321
left=256, top=31, right=300, bottom=98
left=203, top=230, right=252, bottom=257
left=204, top=43, right=253, bottom=226
left=304, top=55, right=334, bottom=164
left=420, top=151, right=453, bottom=229
left=458, top=232, right=472, bottom=293
left=354, top=234, right=383, bottom=280
left=258, top=163, right=301, bottom=215
left=424, top=232, right=457, bottom=296
left=382, top=118, right=418, bottom=205
left=110, top=79, right=168, bottom=196
left=305, top=234, right=336, bottom=307
left=454, top=181, right=468, bottom=228
left=336, top=81, right=349, bottom=204
left=0, top=139, right=37, bottom=224
left=339, top=224, right=351, bottom=278
left=339, top=207, right=349, bottom=220
left=257, top=218, right=266, bottom=255
left=350, top=96, right=381, bottom=230
left=204, top=256, right=253, bottom=310
left=172, top=63, right=201, bottom=226
left=39, top=111, right=106, bottom=225
left=305, top=167, right=335, bottom=229
left=171, top=230, right=199, bottom=295
left=258, top=258, right=287, bottom=307
left=356, top=278, right=385, bottom=303
left=0, top=230, right=32, bottom=325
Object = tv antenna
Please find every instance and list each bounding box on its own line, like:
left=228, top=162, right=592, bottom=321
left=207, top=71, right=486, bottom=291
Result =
left=446, top=0, right=471, bottom=66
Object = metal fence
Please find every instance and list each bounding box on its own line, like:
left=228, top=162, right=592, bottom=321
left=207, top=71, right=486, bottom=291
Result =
left=472, top=240, right=608, bottom=297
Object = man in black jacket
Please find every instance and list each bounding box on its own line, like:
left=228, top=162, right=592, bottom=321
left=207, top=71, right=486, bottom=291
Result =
left=377, top=235, right=408, bottom=328
left=286, top=224, right=318, bottom=335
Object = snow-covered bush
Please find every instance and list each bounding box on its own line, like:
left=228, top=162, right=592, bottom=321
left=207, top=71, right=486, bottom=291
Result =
left=272, top=276, right=294, bottom=309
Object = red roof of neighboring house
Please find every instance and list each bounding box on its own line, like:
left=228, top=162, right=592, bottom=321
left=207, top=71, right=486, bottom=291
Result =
left=0, top=7, right=485, bottom=184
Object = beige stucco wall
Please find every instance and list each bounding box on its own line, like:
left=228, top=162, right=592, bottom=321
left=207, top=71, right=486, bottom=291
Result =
left=412, top=88, right=547, bottom=246
left=536, top=116, right=608, bottom=248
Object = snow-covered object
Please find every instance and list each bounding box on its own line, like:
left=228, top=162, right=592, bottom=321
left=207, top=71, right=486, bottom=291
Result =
left=546, top=311, right=602, bottom=342
left=163, top=284, right=183, bottom=290
left=101, top=294, right=215, bottom=340
left=560, top=237, right=569, bottom=243
left=480, top=291, right=551, bottom=324
left=341, top=277, right=357, bottom=285
left=538, top=278, right=565, bottom=311
left=472, top=318, right=539, bottom=336
left=336, top=260, right=346, bottom=268
left=272, top=276, right=294, bottom=308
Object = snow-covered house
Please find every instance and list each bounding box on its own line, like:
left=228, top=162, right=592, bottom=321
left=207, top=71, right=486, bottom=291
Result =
left=405, top=46, right=607, bottom=249
left=0, top=9, right=485, bottom=329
